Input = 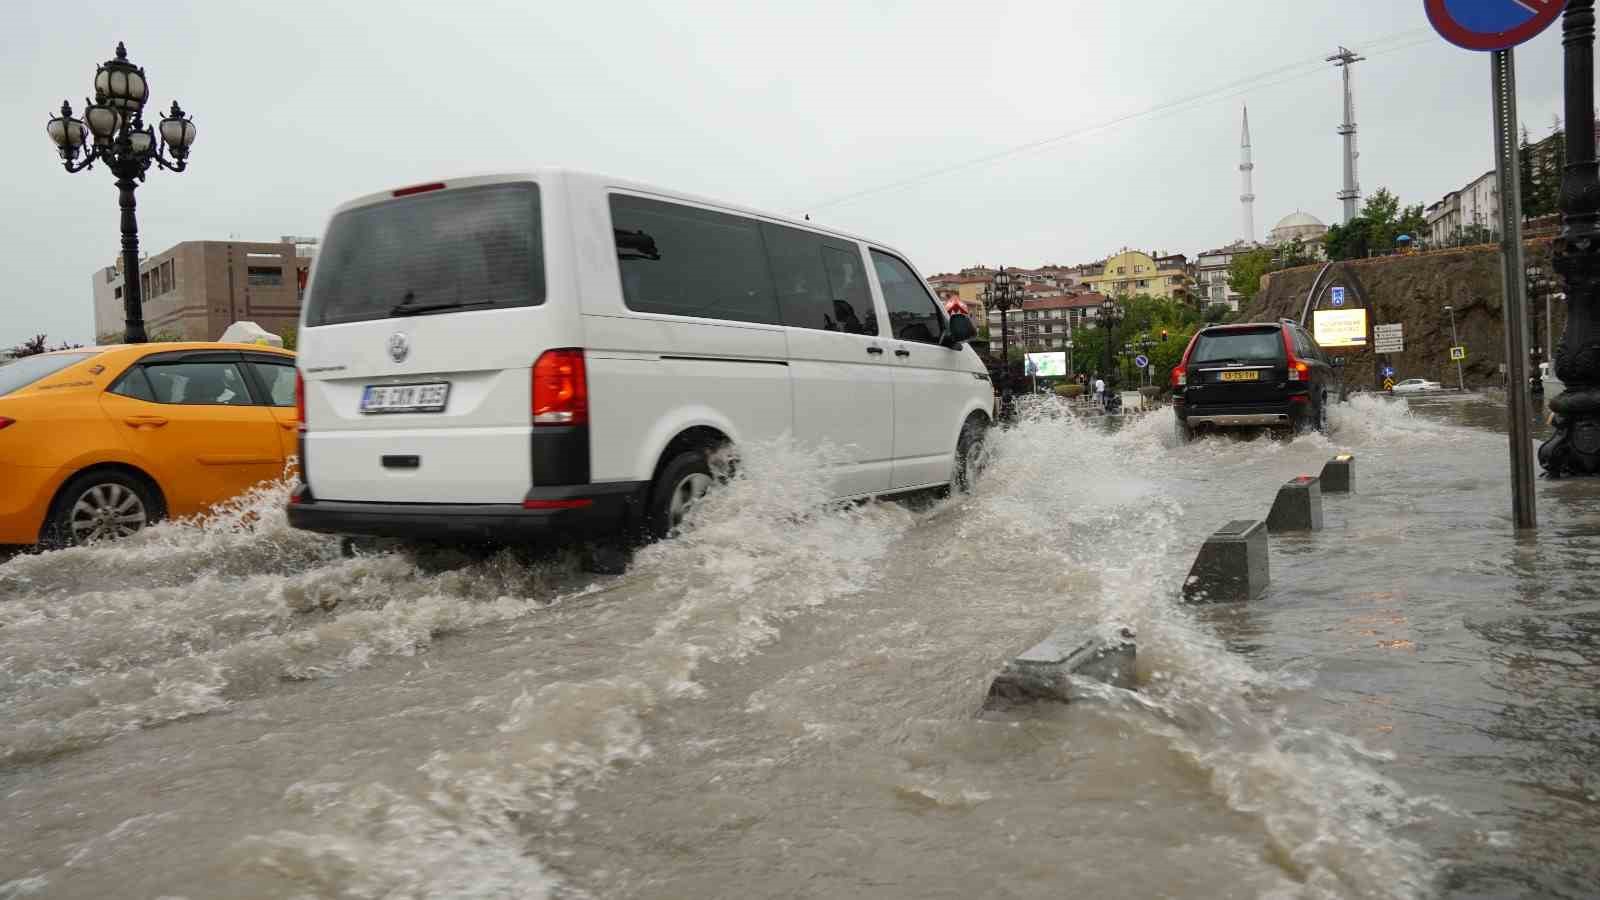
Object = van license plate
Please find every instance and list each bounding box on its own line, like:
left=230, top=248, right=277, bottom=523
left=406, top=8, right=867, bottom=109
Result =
left=361, top=382, right=450, bottom=414
left=1220, top=371, right=1260, bottom=382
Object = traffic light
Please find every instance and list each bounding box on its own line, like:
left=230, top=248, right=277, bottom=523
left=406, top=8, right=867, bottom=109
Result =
left=1161, top=329, right=1169, bottom=341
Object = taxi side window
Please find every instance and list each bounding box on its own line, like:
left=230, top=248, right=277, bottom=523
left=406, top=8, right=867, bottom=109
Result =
left=247, top=361, right=296, bottom=407
left=141, top=362, right=256, bottom=406
left=109, top=367, right=157, bottom=402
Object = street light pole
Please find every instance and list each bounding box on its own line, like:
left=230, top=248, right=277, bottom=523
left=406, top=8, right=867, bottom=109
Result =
left=1444, top=304, right=1465, bottom=391
left=45, top=43, right=196, bottom=343
left=1542, top=0, right=1600, bottom=477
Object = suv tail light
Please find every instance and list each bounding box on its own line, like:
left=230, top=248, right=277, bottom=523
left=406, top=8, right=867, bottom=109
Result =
left=1282, top=329, right=1310, bottom=382
left=1172, top=333, right=1200, bottom=387
left=533, top=349, right=588, bottom=426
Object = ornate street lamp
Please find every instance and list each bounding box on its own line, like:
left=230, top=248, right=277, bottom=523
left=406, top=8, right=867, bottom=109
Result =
left=984, top=267, right=1022, bottom=384
left=46, top=43, right=196, bottom=343
left=1540, top=1, right=1600, bottom=475
left=1099, top=296, right=1123, bottom=387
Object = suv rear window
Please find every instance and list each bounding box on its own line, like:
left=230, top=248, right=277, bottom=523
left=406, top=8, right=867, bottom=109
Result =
left=1190, top=328, right=1284, bottom=364
left=305, top=183, right=544, bottom=326
left=0, top=352, right=97, bottom=397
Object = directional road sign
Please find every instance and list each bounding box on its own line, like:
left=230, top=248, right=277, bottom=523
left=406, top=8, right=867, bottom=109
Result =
left=1331, top=286, right=1345, bottom=307
left=1425, top=0, right=1568, bottom=52
left=1450, top=345, right=1468, bottom=360
left=1383, top=366, right=1396, bottom=378
left=1133, top=354, right=1149, bottom=369
left=1383, top=378, right=1397, bottom=391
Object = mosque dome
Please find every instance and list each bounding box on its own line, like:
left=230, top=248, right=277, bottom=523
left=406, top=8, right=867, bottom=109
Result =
left=1268, top=211, right=1328, bottom=244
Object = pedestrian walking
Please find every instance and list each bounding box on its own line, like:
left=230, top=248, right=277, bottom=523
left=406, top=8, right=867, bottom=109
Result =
left=1093, top=375, right=1107, bottom=410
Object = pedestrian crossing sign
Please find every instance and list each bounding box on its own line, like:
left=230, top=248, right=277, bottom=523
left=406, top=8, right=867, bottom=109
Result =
left=1450, top=346, right=1467, bottom=361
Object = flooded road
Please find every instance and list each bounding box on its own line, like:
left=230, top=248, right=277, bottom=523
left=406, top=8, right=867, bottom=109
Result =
left=3, top=393, right=1597, bottom=899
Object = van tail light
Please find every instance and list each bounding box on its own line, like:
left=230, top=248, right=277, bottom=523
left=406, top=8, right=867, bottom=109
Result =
left=0, top=417, right=14, bottom=431
left=295, top=370, right=306, bottom=427
left=532, top=349, right=588, bottom=426
left=1283, top=330, right=1309, bottom=382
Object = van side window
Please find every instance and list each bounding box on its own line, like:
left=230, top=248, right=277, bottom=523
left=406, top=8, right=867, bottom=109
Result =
left=610, top=195, right=779, bottom=325
left=761, top=224, right=878, bottom=336
left=822, top=246, right=877, bottom=336
left=870, top=250, right=943, bottom=344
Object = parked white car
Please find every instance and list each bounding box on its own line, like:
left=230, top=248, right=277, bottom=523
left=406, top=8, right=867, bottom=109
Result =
left=288, top=171, right=993, bottom=556
left=1391, top=378, right=1443, bottom=394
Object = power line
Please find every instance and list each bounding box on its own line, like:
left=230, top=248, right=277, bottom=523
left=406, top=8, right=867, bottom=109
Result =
left=803, top=28, right=1432, bottom=215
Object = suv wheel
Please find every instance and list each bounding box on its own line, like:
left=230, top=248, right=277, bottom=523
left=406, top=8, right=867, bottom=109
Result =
left=1174, top=415, right=1194, bottom=444
left=952, top=416, right=989, bottom=492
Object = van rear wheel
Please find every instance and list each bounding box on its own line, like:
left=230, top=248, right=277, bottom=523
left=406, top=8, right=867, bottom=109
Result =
left=645, top=450, right=715, bottom=539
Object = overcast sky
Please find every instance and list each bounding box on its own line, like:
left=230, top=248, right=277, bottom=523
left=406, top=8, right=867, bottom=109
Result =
left=1, top=0, right=1579, bottom=347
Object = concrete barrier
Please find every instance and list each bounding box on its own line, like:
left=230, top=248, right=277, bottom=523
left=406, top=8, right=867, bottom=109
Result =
left=1266, top=475, right=1323, bottom=532
left=1320, top=454, right=1355, bottom=493
left=1183, top=519, right=1269, bottom=603
left=983, top=625, right=1137, bottom=709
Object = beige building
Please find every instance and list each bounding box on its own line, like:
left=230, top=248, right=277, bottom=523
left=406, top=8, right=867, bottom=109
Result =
left=92, top=238, right=315, bottom=343
left=1083, top=249, right=1192, bottom=301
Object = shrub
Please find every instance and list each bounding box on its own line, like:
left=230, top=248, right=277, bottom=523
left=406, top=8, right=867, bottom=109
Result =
left=1054, top=384, right=1084, bottom=399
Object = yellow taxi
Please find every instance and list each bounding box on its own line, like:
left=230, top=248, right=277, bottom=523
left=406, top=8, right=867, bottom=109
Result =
left=0, top=342, right=298, bottom=547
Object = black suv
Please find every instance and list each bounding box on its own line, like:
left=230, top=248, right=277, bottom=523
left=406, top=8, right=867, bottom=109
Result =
left=1171, top=320, right=1336, bottom=441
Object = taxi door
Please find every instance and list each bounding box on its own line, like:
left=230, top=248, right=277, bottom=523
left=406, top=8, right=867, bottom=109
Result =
left=100, top=350, right=285, bottom=517
left=242, top=353, right=301, bottom=478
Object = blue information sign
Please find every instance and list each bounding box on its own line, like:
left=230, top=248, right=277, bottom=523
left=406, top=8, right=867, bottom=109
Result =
left=1425, top=0, right=1567, bottom=52
left=1133, top=354, right=1149, bottom=369
left=1331, top=286, right=1346, bottom=307
left=1383, top=366, right=1396, bottom=378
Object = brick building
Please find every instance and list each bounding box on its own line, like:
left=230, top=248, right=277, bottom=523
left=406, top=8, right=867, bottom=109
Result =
left=92, top=238, right=315, bottom=343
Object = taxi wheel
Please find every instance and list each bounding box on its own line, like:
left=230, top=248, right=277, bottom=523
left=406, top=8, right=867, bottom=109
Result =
left=43, top=470, right=163, bottom=548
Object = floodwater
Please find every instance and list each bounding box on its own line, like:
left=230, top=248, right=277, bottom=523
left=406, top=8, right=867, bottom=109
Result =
left=2, top=393, right=1597, bottom=899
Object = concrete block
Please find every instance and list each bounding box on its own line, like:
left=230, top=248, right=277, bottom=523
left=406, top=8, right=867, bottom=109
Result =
left=1183, top=519, right=1269, bottom=603
left=1266, top=475, right=1323, bottom=532
left=1320, top=454, right=1355, bottom=493
left=983, top=625, right=1136, bottom=709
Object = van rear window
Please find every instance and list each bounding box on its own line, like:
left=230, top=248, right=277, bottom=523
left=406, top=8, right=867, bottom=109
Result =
left=1191, top=328, right=1284, bottom=364
left=305, top=183, right=544, bottom=327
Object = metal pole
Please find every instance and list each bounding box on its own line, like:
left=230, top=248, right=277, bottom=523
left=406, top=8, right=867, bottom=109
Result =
left=115, top=171, right=147, bottom=343
left=1448, top=306, right=1464, bottom=391
left=1492, top=47, right=1538, bottom=529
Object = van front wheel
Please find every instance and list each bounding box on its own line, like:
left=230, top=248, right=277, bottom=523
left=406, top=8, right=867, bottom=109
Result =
left=645, top=450, right=714, bottom=540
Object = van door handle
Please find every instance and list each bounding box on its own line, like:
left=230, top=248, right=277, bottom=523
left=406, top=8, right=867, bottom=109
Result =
left=122, top=415, right=168, bottom=429
left=866, top=346, right=884, bottom=355
left=895, top=349, right=912, bottom=358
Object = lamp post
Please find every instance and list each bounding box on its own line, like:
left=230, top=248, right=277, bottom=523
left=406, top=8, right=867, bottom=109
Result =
left=1444, top=304, right=1465, bottom=391
left=984, top=268, right=1021, bottom=388
left=1541, top=0, right=1600, bottom=476
left=1099, top=296, right=1123, bottom=390
left=46, top=43, right=196, bottom=344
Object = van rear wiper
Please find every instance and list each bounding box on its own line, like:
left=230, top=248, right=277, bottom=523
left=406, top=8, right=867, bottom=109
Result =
left=389, top=299, right=494, bottom=317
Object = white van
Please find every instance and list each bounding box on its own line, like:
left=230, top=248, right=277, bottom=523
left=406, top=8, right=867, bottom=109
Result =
left=287, top=171, right=992, bottom=550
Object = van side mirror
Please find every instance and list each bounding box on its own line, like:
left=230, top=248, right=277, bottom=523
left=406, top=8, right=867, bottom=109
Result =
left=942, top=313, right=976, bottom=347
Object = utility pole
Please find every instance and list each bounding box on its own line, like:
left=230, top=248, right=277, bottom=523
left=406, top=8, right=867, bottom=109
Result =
left=1328, top=46, right=1365, bottom=224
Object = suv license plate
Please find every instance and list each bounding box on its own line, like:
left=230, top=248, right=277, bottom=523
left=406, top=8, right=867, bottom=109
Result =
left=1220, top=371, right=1260, bottom=382
left=361, top=382, right=450, bottom=414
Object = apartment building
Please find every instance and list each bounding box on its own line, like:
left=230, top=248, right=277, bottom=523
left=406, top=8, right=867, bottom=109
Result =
left=92, top=238, right=315, bottom=343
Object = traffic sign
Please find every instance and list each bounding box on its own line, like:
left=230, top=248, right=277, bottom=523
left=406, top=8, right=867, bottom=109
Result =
left=1450, top=345, right=1468, bottom=360
left=1331, top=286, right=1345, bottom=307
left=1133, top=354, right=1149, bottom=369
left=1425, top=0, right=1568, bottom=52
left=1383, top=366, right=1396, bottom=378
left=1383, top=378, right=1396, bottom=391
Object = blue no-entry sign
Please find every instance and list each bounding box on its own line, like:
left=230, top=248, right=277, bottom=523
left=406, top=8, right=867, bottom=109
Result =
left=1425, top=0, right=1568, bottom=52
left=1331, top=286, right=1346, bottom=307
left=1133, top=354, right=1149, bottom=369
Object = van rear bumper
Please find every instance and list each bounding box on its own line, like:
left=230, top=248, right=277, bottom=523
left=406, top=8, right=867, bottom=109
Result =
left=287, top=481, right=649, bottom=544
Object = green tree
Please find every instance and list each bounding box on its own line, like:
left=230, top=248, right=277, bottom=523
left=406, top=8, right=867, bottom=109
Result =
left=1228, top=248, right=1276, bottom=301
left=1203, top=303, right=1233, bottom=323
left=1520, top=125, right=1540, bottom=217
left=279, top=325, right=298, bottom=351
left=8, top=334, right=82, bottom=357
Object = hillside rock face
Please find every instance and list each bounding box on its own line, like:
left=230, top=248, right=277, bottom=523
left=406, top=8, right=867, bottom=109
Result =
left=1240, top=240, right=1562, bottom=389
